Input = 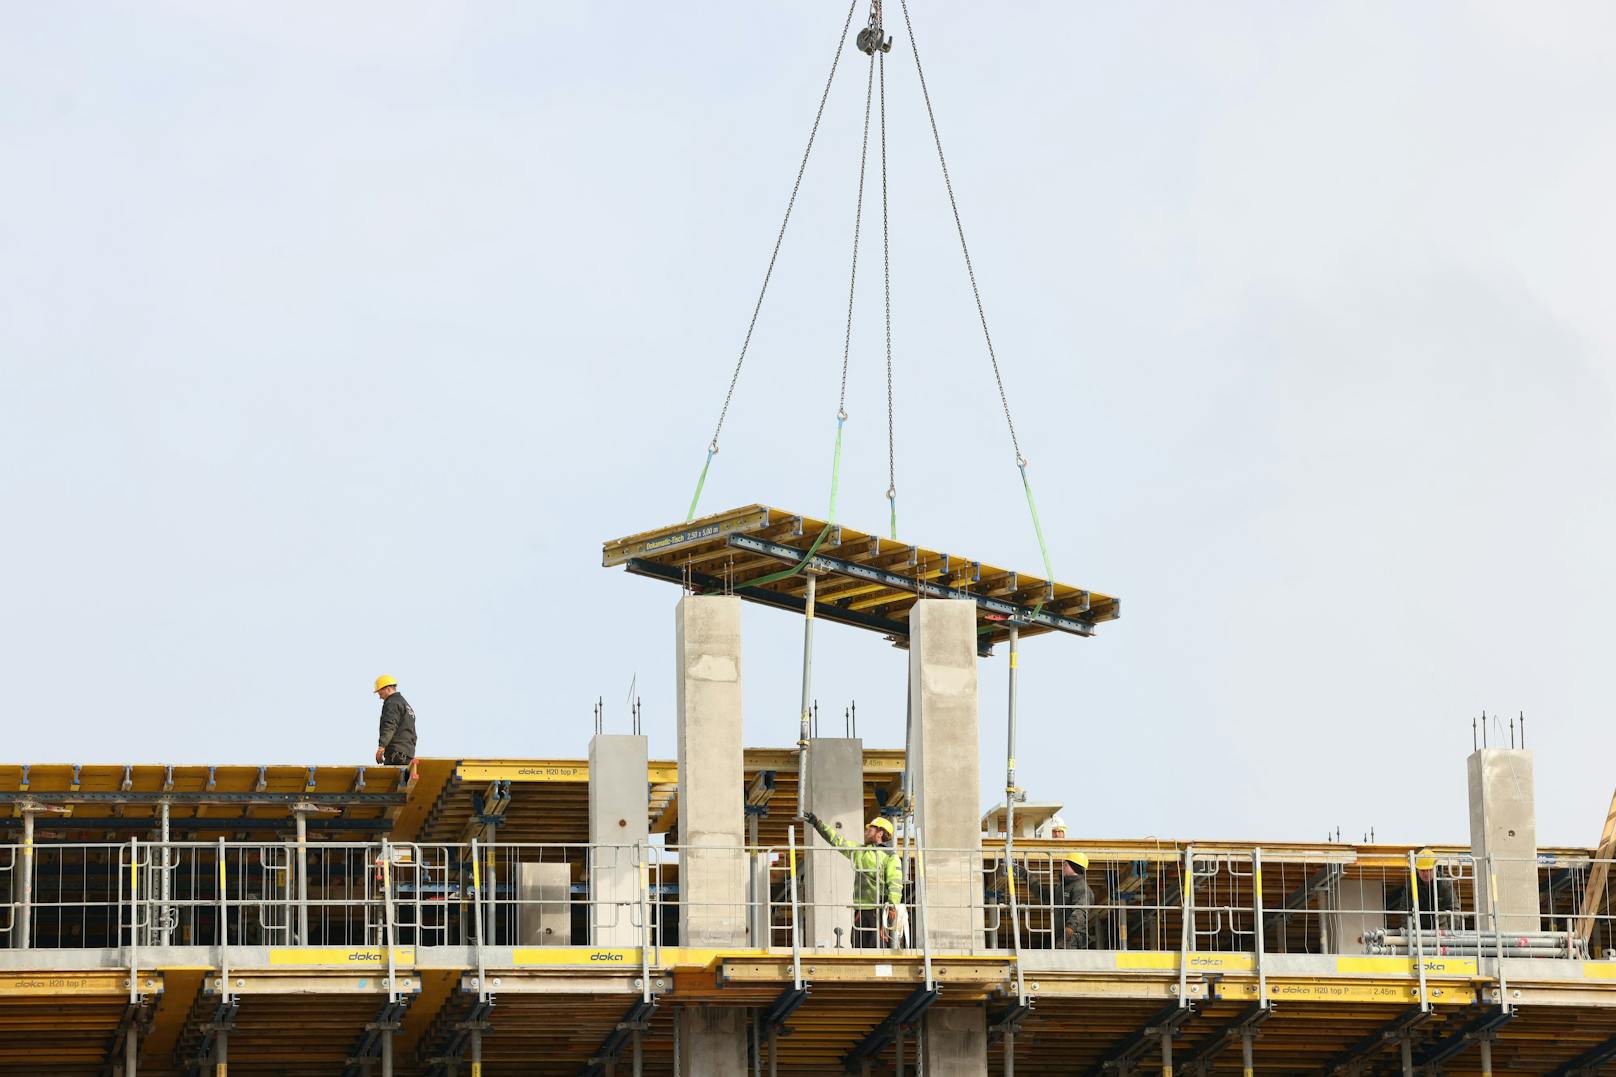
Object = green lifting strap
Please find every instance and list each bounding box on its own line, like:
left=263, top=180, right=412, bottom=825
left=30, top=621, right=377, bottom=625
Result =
left=827, top=414, right=846, bottom=525
left=1019, top=460, right=1056, bottom=616
left=888, top=490, right=897, bottom=541
left=683, top=447, right=717, bottom=524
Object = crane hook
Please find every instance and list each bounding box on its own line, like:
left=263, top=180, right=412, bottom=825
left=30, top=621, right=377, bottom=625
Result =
left=857, top=0, right=892, bottom=55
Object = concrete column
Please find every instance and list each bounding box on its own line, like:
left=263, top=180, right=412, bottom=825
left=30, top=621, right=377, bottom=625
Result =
left=921, top=1008, right=989, bottom=1077
left=676, top=1007, right=747, bottom=1076
left=590, top=734, right=650, bottom=947
left=676, top=594, right=746, bottom=946
left=803, top=737, right=863, bottom=948
left=909, top=599, right=988, bottom=1077
left=675, top=595, right=747, bottom=1077
left=1331, top=878, right=1386, bottom=954
left=1467, top=749, right=1540, bottom=932
left=909, top=599, right=984, bottom=953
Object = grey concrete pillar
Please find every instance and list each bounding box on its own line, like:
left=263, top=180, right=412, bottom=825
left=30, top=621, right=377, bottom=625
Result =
left=909, top=599, right=985, bottom=954
left=1331, top=877, right=1387, bottom=954
left=909, top=600, right=988, bottom=1077
left=1467, top=749, right=1540, bottom=932
left=590, top=733, right=650, bottom=947
left=676, top=1007, right=747, bottom=1076
left=675, top=595, right=748, bottom=1076
left=921, top=1008, right=989, bottom=1077
left=803, top=737, right=863, bottom=948
left=676, top=595, right=746, bottom=947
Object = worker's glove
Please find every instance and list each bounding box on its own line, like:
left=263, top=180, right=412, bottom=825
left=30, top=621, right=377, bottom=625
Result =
left=1061, top=926, right=1077, bottom=948
left=802, top=810, right=822, bottom=830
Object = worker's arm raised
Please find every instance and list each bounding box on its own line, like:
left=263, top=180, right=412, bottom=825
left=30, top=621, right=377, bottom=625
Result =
left=804, top=811, right=857, bottom=856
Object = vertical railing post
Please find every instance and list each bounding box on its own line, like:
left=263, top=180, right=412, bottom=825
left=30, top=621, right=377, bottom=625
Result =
left=1179, top=846, right=1194, bottom=1008
left=381, top=839, right=398, bottom=1002
left=129, top=836, right=140, bottom=1005
left=1489, top=854, right=1509, bottom=1014
left=1003, top=626, right=1027, bottom=1007
left=1252, top=847, right=1267, bottom=1009
left=1408, top=850, right=1428, bottom=1013
left=638, top=840, right=652, bottom=1006
left=471, top=839, right=488, bottom=1003
left=787, top=827, right=803, bottom=992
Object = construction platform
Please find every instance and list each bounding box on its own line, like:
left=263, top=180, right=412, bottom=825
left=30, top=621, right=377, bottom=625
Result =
left=602, top=505, right=1120, bottom=651
left=3, top=755, right=1616, bottom=1075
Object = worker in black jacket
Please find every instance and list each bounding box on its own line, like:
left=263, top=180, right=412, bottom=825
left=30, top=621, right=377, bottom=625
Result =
left=373, top=675, right=417, bottom=765
left=1392, top=848, right=1459, bottom=934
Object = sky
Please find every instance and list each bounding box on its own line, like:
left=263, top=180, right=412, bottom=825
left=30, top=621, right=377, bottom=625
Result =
left=3, top=3, right=1614, bottom=846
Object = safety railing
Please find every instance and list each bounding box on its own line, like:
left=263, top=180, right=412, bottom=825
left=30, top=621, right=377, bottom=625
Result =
left=0, top=840, right=1613, bottom=969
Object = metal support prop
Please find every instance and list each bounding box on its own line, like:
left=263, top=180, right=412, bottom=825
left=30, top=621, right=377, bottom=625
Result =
left=797, top=573, right=817, bottom=812
left=1408, top=852, right=1429, bottom=1012
left=471, top=1027, right=483, bottom=1077
left=1240, top=1032, right=1254, bottom=1077
left=18, top=808, right=34, bottom=948
left=126, top=1024, right=138, bottom=1077
left=1005, top=1028, right=1015, bottom=1077
left=633, top=1028, right=643, bottom=1077
left=215, top=1027, right=229, bottom=1077
left=1161, top=1030, right=1173, bottom=1077
left=1479, top=1035, right=1493, bottom=1077
left=158, top=801, right=172, bottom=947
left=295, top=808, right=310, bottom=944
left=768, top=1026, right=778, bottom=1077
left=1399, top=1036, right=1413, bottom=1076
left=381, top=1025, right=394, bottom=1077
left=1004, top=626, right=1027, bottom=1006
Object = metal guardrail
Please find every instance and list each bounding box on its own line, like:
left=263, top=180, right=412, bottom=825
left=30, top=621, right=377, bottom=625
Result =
left=0, top=841, right=1612, bottom=969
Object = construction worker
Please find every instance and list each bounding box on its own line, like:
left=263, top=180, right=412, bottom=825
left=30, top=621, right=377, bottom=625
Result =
left=1393, top=847, right=1458, bottom=934
left=373, top=675, right=417, bottom=766
left=802, top=811, right=903, bottom=948
left=1044, top=814, right=1068, bottom=840
left=1051, top=852, right=1093, bottom=948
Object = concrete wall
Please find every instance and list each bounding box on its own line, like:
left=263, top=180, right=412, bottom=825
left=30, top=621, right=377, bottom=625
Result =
left=1468, top=749, right=1540, bottom=933
left=514, top=862, right=572, bottom=946
left=675, top=594, right=747, bottom=948
left=909, top=599, right=985, bottom=954
left=803, top=737, right=863, bottom=948
left=588, top=734, right=648, bottom=947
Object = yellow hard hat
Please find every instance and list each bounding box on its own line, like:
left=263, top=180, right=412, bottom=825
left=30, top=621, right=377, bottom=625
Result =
left=867, top=817, right=895, bottom=836
left=374, top=675, right=398, bottom=693
left=1414, top=848, right=1437, bottom=871
left=1064, top=852, right=1089, bottom=870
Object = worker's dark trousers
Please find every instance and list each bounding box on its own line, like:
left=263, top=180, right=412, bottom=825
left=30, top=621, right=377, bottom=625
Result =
left=382, top=748, right=412, bottom=766
left=853, top=908, right=883, bottom=948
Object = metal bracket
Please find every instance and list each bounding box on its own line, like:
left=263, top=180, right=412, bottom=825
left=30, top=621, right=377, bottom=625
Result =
left=843, top=985, right=939, bottom=1072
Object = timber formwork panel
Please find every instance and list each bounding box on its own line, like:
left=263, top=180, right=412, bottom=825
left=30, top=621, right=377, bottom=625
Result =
left=602, top=504, right=1119, bottom=650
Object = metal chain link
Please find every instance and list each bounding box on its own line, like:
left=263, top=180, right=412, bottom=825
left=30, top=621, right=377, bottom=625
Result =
left=837, top=51, right=878, bottom=418
left=704, top=0, right=862, bottom=455
left=896, top=0, right=1025, bottom=467
left=879, top=48, right=896, bottom=507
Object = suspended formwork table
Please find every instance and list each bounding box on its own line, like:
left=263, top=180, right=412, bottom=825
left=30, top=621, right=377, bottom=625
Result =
left=602, top=503, right=1118, bottom=655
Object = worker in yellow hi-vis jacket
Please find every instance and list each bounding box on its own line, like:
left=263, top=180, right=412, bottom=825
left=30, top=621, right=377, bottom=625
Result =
left=803, top=812, right=904, bottom=948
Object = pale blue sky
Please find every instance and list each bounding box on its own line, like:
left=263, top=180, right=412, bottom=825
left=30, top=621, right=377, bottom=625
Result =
left=3, top=3, right=1613, bottom=845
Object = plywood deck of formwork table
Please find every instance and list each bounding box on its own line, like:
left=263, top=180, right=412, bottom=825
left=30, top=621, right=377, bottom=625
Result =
left=602, top=505, right=1118, bottom=651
